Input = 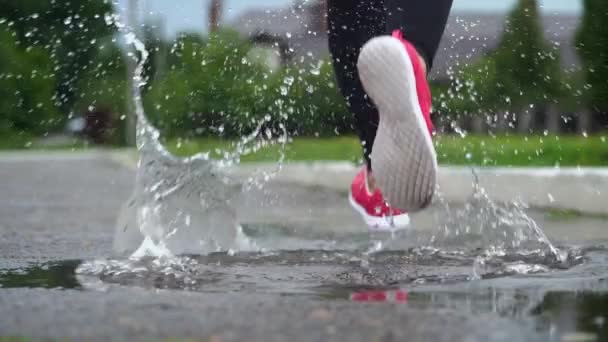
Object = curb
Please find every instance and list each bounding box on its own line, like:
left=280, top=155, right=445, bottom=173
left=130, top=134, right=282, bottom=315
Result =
left=229, top=162, right=608, bottom=215
left=108, top=152, right=608, bottom=215
left=3, top=150, right=605, bottom=216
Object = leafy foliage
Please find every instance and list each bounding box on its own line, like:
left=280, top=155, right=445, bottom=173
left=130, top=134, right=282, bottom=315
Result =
left=71, top=36, right=128, bottom=144
left=1, top=0, right=606, bottom=143
left=0, top=26, right=60, bottom=134
left=576, top=0, right=608, bottom=111
left=444, top=0, right=563, bottom=117
left=0, top=0, right=116, bottom=111
left=144, top=29, right=350, bottom=139
left=491, top=0, right=562, bottom=108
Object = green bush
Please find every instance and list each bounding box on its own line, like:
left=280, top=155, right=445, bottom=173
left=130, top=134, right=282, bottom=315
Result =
left=144, top=30, right=267, bottom=137
left=266, top=59, right=351, bottom=137
left=144, top=29, right=350, bottom=139
left=491, top=0, right=562, bottom=109
left=442, top=0, right=564, bottom=118
left=0, top=26, right=61, bottom=134
left=0, top=0, right=115, bottom=112
left=576, top=0, right=608, bottom=112
left=436, top=56, right=501, bottom=116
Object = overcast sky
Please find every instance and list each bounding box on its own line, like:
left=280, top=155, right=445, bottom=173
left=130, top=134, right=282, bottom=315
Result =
left=113, top=0, right=582, bottom=38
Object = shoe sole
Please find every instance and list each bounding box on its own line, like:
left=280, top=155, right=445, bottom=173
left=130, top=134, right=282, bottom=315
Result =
left=348, top=192, right=410, bottom=231
left=357, top=36, right=437, bottom=212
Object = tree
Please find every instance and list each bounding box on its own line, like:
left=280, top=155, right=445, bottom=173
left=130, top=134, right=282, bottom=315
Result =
left=491, top=0, right=562, bottom=110
left=141, top=20, right=170, bottom=93
left=576, top=0, right=608, bottom=125
left=144, top=30, right=267, bottom=138
left=142, top=29, right=350, bottom=139
left=442, top=56, right=501, bottom=116
left=442, top=0, right=564, bottom=133
left=72, top=37, right=128, bottom=144
left=0, top=26, right=61, bottom=134
left=0, top=0, right=116, bottom=112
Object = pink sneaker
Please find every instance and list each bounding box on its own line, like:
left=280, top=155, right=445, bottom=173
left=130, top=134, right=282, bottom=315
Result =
left=349, top=167, right=410, bottom=231
left=356, top=30, right=438, bottom=212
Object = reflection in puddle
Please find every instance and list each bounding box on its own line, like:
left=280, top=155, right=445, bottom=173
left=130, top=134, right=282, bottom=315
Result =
left=532, top=292, right=608, bottom=340
left=350, top=289, right=409, bottom=303
left=0, top=260, right=81, bottom=289
left=320, top=287, right=607, bottom=340
left=1, top=249, right=607, bottom=340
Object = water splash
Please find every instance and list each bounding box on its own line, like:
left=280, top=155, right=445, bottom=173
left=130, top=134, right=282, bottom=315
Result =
left=109, top=14, right=288, bottom=257
left=430, top=171, right=565, bottom=263
left=83, top=13, right=572, bottom=287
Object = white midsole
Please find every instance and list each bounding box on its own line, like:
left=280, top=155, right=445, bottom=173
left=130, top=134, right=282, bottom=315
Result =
left=348, top=192, right=410, bottom=231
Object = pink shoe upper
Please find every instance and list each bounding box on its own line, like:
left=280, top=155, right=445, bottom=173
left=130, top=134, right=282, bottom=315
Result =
left=350, top=167, right=404, bottom=217
left=392, top=30, right=434, bottom=136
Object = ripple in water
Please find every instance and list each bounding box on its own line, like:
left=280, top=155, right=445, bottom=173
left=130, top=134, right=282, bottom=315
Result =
left=75, top=247, right=584, bottom=293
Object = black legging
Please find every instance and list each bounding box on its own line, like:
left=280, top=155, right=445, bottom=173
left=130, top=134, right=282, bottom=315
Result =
left=327, top=0, right=453, bottom=168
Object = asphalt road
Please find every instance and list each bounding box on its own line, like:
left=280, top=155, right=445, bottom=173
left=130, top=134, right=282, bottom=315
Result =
left=1, top=152, right=607, bottom=342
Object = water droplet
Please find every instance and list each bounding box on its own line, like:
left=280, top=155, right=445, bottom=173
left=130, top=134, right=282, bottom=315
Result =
left=283, top=76, right=294, bottom=86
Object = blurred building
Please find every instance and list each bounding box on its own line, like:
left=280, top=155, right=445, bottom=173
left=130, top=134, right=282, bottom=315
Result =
left=230, top=2, right=588, bottom=134
left=230, top=1, right=328, bottom=68
left=231, top=4, right=580, bottom=80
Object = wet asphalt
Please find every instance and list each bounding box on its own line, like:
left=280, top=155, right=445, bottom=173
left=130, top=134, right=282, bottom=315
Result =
left=1, top=152, right=608, bottom=342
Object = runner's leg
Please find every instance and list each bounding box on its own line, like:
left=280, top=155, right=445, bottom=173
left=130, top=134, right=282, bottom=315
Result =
left=327, top=0, right=385, bottom=169
left=328, top=0, right=453, bottom=168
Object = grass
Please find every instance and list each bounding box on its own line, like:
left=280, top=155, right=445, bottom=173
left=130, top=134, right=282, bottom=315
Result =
left=434, top=134, right=608, bottom=167
left=543, top=208, right=608, bottom=221
left=1, top=132, right=607, bottom=167
left=166, top=136, right=363, bottom=163
left=0, top=131, right=88, bottom=150
left=544, top=208, right=584, bottom=221
left=0, top=132, right=35, bottom=150
left=164, top=134, right=608, bottom=167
